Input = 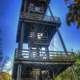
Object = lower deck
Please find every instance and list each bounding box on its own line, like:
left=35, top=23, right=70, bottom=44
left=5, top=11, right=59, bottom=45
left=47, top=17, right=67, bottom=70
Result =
left=12, top=49, right=75, bottom=80
left=12, top=58, right=74, bottom=80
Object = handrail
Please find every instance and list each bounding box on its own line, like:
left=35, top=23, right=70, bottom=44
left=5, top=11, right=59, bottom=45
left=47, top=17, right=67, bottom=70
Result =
left=15, top=49, right=74, bottom=61
left=20, top=12, right=61, bottom=24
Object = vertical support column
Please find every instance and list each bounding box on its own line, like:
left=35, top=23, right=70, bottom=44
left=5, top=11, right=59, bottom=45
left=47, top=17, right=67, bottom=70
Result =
left=23, top=0, right=27, bottom=12
left=45, top=47, right=49, bottom=60
left=18, top=0, right=26, bottom=51
left=48, top=69, right=54, bottom=80
left=21, top=0, right=28, bottom=18
left=29, top=47, right=33, bottom=59
left=17, top=64, right=22, bottom=80
left=32, top=69, right=40, bottom=80
left=18, top=23, right=24, bottom=57
left=52, top=71, right=55, bottom=80
left=36, top=47, right=40, bottom=59
left=40, top=69, right=42, bottom=80
left=47, top=71, right=51, bottom=80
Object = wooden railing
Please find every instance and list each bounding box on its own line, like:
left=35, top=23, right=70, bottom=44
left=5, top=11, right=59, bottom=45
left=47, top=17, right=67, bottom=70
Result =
left=20, top=12, right=61, bottom=24
left=15, top=49, right=75, bottom=61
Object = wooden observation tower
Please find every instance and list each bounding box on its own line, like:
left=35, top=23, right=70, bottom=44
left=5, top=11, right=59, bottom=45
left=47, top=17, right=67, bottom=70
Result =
left=12, top=0, right=75, bottom=80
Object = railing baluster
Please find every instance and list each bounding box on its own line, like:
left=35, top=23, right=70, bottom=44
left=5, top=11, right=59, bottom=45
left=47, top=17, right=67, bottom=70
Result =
left=15, top=48, right=74, bottom=61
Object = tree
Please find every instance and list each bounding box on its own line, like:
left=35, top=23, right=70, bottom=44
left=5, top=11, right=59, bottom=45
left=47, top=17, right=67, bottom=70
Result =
left=0, top=72, right=11, bottom=80
left=55, top=67, right=76, bottom=80
left=54, top=53, right=80, bottom=80
left=64, top=0, right=80, bottom=28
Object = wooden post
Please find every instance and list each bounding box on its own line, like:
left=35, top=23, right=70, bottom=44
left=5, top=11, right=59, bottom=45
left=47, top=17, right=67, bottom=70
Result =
left=52, top=71, right=55, bottom=80
left=17, top=64, right=22, bottom=80
left=45, top=47, right=49, bottom=60
left=18, top=23, right=24, bottom=58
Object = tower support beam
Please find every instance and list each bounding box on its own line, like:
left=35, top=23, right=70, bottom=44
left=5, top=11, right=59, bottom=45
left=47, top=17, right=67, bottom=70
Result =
left=17, top=64, right=22, bottom=80
left=48, top=6, right=68, bottom=55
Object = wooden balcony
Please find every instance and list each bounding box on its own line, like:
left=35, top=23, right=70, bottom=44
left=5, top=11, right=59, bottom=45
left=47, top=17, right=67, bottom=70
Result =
left=13, top=49, right=75, bottom=79
left=20, top=12, right=61, bottom=24
left=14, top=49, right=75, bottom=63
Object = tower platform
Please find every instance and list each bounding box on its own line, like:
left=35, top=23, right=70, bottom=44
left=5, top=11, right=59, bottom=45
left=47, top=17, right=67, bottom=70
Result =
left=12, top=0, right=75, bottom=80
left=17, top=16, right=61, bottom=45
left=12, top=49, right=75, bottom=80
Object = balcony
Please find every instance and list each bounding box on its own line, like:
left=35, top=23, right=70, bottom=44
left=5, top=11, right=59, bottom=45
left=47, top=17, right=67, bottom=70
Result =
left=15, top=49, right=74, bottom=62
left=13, top=49, right=75, bottom=78
left=20, top=12, right=61, bottom=24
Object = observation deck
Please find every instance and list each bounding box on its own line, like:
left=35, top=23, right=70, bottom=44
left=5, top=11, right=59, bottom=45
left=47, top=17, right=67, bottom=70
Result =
left=17, top=15, right=61, bottom=45
left=12, top=0, right=75, bottom=80
left=13, top=49, right=75, bottom=78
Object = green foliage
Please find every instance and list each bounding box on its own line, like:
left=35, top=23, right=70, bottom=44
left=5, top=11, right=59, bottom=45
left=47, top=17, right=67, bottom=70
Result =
left=54, top=54, right=80, bottom=80
left=55, top=67, right=75, bottom=80
left=75, top=55, right=80, bottom=64
left=64, top=0, right=80, bottom=28
left=74, top=64, right=80, bottom=80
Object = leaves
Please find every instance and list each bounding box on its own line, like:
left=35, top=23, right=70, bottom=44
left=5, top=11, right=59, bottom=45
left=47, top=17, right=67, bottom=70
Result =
left=75, top=0, right=80, bottom=3
left=64, top=0, right=80, bottom=28
left=0, top=72, right=11, bottom=80
left=55, top=67, right=75, bottom=80
left=54, top=54, right=80, bottom=80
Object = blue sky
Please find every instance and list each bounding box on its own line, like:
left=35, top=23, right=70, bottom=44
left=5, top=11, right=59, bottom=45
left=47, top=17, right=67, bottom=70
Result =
left=0, top=0, right=80, bottom=59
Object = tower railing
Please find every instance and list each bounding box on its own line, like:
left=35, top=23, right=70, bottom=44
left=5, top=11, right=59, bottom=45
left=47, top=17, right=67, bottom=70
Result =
left=15, top=49, right=75, bottom=62
left=20, top=12, right=61, bottom=24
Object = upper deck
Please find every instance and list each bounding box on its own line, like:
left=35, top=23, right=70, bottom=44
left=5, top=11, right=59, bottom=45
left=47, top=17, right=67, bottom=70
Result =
left=21, top=0, right=51, bottom=14
left=16, top=0, right=61, bottom=46
left=17, top=16, right=61, bottom=45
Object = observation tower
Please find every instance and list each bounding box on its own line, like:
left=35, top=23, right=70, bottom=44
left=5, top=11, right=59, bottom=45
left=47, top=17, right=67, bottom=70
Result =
left=12, top=0, right=75, bottom=80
